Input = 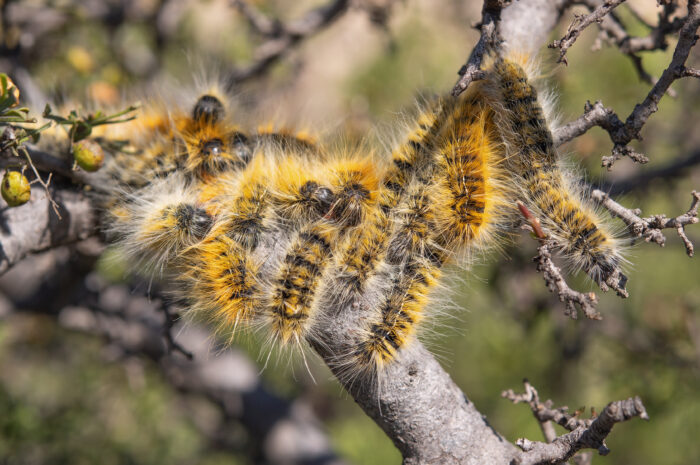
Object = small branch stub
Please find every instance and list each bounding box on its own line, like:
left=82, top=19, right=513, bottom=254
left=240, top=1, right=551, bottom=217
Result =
left=592, top=189, right=700, bottom=257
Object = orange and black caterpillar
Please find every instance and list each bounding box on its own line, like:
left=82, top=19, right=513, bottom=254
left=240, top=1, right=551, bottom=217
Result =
left=486, top=57, right=626, bottom=293
left=348, top=84, right=511, bottom=375
left=98, top=53, right=627, bottom=380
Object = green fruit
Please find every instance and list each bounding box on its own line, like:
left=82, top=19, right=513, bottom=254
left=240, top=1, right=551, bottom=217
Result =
left=2, top=170, right=31, bottom=207
left=72, top=139, right=104, bottom=172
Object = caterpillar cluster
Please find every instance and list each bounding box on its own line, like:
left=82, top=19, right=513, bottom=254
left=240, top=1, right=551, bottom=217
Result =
left=94, top=54, right=625, bottom=381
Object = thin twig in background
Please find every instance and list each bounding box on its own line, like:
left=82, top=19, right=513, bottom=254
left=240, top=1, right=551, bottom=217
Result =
left=552, top=0, right=700, bottom=168
left=550, top=0, right=627, bottom=65
left=451, top=0, right=512, bottom=96
left=227, top=0, right=351, bottom=89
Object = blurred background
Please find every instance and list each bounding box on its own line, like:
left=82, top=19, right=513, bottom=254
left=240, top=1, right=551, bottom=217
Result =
left=0, top=0, right=699, bottom=463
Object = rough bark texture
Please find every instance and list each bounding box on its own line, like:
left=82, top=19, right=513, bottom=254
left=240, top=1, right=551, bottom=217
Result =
left=0, top=183, right=96, bottom=275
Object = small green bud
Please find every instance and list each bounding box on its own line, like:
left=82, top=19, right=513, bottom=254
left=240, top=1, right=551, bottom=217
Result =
left=2, top=170, right=31, bottom=207
left=72, top=139, right=104, bottom=172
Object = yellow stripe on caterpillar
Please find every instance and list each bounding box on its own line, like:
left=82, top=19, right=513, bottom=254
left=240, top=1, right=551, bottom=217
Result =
left=180, top=231, right=261, bottom=342
left=265, top=223, right=337, bottom=346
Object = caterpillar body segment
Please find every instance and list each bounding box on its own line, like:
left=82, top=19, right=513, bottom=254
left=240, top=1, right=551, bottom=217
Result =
left=253, top=124, right=320, bottom=157
left=336, top=100, right=448, bottom=294
left=269, top=156, right=336, bottom=228
left=217, top=155, right=277, bottom=251
left=487, top=57, right=556, bottom=171
left=324, top=156, right=381, bottom=228
left=429, top=86, right=512, bottom=257
left=179, top=231, right=262, bottom=341
left=525, top=170, right=626, bottom=288
left=485, top=55, right=626, bottom=291
left=385, top=182, right=436, bottom=266
left=265, top=223, right=338, bottom=347
left=352, top=247, right=445, bottom=377
left=385, top=97, right=452, bottom=201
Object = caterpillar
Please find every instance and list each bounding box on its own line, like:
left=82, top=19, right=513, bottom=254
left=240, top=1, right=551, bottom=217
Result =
left=348, top=84, right=510, bottom=376
left=484, top=55, right=627, bottom=293
left=87, top=51, right=628, bottom=379
left=335, top=99, right=448, bottom=296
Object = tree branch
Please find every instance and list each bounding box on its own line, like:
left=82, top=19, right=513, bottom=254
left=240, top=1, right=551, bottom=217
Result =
left=592, top=189, right=700, bottom=256
left=450, top=0, right=510, bottom=96
left=552, top=1, right=700, bottom=168
left=550, top=0, right=626, bottom=65
left=226, top=0, right=351, bottom=89
left=0, top=183, right=96, bottom=276
left=504, top=381, right=648, bottom=465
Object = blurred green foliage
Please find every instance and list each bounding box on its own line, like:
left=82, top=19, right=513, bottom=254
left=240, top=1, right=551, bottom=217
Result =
left=0, top=316, right=244, bottom=465
left=1, top=1, right=699, bottom=464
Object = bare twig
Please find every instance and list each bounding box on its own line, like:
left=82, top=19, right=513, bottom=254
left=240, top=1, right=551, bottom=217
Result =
left=231, top=0, right=281, bottom=37
left=451, top=0, right=511, bottom=96
left=592, top=189, right=700, bottom=256
left=19, top=146, right=61, bottom=217
left=518, top=201, right=604, bottom=319
left=504, top=381, right=648, bottom=465
left=159, top=298, right=194, bottom=360
left=549, top=0, right=627, bottom=64
left=552, top=1, right=700, bottom=167
left=226, top=0, right=351, bottom=89
left=571, top=0, right=684, bottom=88
left=621, top=1, right=700, bottom=157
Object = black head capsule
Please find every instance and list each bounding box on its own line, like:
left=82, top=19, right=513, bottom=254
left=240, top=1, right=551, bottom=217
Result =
left=192, top=95, right=225, bottom=124
left=200, top=138, right=224, bottom=158
left=229, top=131, right=252, bottom=166
left=198, top=138, right=233, bottom=173
left=332, top=180, right=370, bottom=227
left=175, top=204, right=214, bottom=239
left=299, top=180, right=335, bottom=216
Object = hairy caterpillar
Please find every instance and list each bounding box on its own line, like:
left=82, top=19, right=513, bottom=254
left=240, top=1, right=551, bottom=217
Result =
left=92, top=52, right=626, bottom=378
left=348, top=84, right=512, bottom=376
left=484, top=55, right=627, bottom=293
